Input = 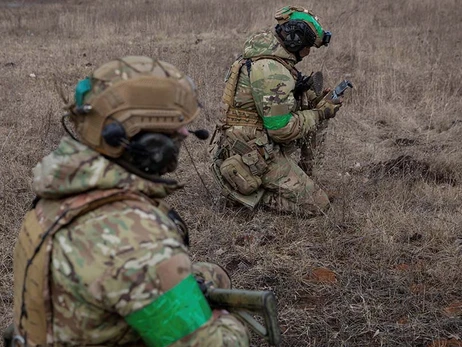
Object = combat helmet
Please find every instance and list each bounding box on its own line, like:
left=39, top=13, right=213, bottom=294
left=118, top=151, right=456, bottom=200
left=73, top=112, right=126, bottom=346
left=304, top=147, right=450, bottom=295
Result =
left=66, top=56, right=201, bottom=177
left=275, top=6, right=331, bottom=52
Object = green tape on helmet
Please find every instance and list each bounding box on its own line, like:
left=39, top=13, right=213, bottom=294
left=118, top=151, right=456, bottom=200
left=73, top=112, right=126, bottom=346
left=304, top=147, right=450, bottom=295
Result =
left=75, top=77, right=92, bottom=107
left=125, top=274, right=212, bottom=347
left=290, top=12, right=324, bottom=38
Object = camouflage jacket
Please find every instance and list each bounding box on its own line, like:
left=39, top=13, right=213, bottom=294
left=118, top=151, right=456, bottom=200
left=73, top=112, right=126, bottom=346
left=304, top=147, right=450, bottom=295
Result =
left=231, top=29, right=322, bottom=144
left=27, top=136, right=248, bottom=346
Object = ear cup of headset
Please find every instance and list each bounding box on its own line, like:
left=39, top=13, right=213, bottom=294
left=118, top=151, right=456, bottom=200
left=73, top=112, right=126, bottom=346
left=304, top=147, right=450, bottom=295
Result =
left=127, top=133, right=179, bottom=175
left=281, top=20, right=317, bottom=53
left=283, top=23, right=303, bottom=52
left=285, top=32, right=302, bottom=52
left=102, top=121, right=127, bottom=147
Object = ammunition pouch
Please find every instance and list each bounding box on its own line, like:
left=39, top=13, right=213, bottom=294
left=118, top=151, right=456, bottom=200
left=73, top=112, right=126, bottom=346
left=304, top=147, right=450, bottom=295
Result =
left=220, top=155, right=262, bottom=195
left=241, top=150, right=268, bottom=176
left=211, top=161, right=264, bottom=209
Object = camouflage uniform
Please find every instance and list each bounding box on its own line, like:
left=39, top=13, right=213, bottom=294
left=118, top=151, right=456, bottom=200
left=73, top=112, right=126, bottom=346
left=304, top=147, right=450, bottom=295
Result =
left=211, top=29, right=331, bottom=217
left=11, top=57, right=249, bottom=346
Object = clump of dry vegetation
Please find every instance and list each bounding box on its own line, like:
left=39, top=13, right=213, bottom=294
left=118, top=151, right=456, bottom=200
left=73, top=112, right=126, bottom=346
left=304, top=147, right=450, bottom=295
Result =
left=1, top=0, right=461, bottom=346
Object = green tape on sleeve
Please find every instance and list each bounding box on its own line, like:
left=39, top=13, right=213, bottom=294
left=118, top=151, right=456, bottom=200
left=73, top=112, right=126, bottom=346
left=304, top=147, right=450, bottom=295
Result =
left=263, top=113, right=292, bottom=130
left=125, top=274, right=212, bottom=347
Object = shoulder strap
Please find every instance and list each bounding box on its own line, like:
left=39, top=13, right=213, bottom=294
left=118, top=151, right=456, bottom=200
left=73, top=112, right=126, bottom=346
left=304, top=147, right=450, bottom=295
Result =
left=250, top=55, right=299, bottom=79
left=221, top=57, right=247, bottom=110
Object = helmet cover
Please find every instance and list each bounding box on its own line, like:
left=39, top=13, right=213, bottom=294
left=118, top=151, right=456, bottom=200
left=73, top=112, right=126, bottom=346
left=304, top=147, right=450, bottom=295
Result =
left=275, top=6, right=330, bottom=48
left=69, top=56, right=200, bottom=158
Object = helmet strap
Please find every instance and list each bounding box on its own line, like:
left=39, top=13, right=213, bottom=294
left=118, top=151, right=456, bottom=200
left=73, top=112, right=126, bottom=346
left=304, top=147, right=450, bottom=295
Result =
left=61, top=113, right=79, bottom=141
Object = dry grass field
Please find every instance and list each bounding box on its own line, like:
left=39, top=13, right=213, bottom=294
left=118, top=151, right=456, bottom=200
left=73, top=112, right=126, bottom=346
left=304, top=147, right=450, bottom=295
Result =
left=1, top=0, right=461, bottom=346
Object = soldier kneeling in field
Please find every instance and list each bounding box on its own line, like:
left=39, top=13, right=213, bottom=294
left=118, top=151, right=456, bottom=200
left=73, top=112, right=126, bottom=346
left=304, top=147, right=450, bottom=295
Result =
left=210, top=6, right=344, bottom=217
left=6, top=56, right=249, bottom=346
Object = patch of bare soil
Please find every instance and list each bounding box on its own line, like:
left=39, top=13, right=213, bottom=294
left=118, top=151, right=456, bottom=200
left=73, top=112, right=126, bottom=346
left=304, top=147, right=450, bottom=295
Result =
left=368, top=155, right=457, bottom=185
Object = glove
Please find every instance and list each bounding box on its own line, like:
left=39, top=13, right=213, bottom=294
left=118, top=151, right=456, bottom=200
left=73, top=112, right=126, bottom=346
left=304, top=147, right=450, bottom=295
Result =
left=300, top=89, right=318, bottom=110
left=316, top=93, right=343, bottom=120
left=193, top=262, right=232, bottom=289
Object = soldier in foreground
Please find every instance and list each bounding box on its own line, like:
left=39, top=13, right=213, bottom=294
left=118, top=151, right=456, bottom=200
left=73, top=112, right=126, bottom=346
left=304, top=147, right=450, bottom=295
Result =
left=211, top=6, right=345, bottom=217
left=9, top=56, right=249, bottom=346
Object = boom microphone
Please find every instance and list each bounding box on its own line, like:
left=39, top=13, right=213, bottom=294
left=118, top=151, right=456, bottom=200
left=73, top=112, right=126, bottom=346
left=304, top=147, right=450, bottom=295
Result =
left=189, top=129, right=209, bottom=140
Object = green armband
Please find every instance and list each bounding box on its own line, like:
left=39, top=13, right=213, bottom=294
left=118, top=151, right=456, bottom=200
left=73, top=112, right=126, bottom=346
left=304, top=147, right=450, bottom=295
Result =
left=263, top=113, right=292, bottom=130
left=125, top=274, right=212, bottom=347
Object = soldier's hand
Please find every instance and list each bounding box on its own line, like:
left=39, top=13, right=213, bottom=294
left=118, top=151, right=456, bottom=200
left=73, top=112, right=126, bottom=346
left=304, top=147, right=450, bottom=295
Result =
left=309, top=87, right=332, bottom=107
left=316, top=96, right=343, bottom=120
left=300, top=89, right=318, bottom=110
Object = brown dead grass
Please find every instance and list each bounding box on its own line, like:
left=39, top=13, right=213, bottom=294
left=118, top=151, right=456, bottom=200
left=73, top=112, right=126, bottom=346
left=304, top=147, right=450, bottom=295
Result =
left=1, top=0, right=461, bottom=346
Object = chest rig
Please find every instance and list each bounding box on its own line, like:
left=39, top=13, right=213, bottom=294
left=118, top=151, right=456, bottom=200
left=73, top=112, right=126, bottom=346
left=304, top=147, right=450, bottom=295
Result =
left=218, top=54, right=299, bottom=155
left=13, top=189, right=187, bottom=347
left=221, top=55, right=299, bottom=129
left=220, top=54, right=300, bottom=159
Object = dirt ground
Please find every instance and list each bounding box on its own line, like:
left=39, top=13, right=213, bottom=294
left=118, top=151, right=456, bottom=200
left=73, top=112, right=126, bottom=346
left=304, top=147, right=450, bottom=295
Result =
left=0, top=0, right=461, bottom=346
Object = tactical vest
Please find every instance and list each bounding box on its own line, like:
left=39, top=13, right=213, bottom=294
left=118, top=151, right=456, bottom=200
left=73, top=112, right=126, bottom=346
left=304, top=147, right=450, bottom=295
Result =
left=221, top=55, right=299, bottom=129
left=13, top=188, right=182, bottom=347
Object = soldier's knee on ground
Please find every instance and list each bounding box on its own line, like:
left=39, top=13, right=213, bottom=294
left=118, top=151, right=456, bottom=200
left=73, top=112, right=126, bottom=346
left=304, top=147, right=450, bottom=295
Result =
left=192, top=262, right=232, bottom=289
left=303, top=186, right=330, bottom=215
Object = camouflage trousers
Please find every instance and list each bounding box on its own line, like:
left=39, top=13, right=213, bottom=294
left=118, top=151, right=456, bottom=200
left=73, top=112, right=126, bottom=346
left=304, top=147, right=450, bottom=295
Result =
left=260, top=149, right=330, bottom=217
left=211, top=125, right=329, bottom=217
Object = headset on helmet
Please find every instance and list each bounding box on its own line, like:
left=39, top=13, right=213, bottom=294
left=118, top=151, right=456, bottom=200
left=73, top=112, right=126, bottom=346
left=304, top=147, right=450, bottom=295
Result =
left=276, top=20, right=317, bottom=53
left=275, top=6, right=332, bottom=51
left=65, top=56, right=201, bottom=177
